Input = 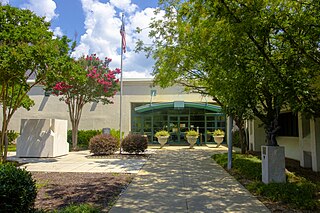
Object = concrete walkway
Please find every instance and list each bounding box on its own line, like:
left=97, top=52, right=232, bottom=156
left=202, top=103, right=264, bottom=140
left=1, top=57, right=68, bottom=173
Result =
left=8, top=150, right=148, bottom=173
left=110, top=148, right=270, bottom=213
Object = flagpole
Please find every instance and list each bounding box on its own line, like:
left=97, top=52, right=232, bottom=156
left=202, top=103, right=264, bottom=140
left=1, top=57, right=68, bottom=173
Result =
left=119, top=13, right=124, bottom=154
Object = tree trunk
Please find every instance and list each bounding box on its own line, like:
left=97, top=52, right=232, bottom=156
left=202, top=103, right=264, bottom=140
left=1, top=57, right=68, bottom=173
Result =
left=234, top=117, right=248, bottom=154
left=0, top=87, right=8, bottom=163
left=68, top=96, right=84, bottom=151
left=239, top=128, right=247, bottom=154
left=71, top=122, right=79, bottom=150
left=265, top=117, right=281, bottom=146
left=1, top=114, right=10, bottom=163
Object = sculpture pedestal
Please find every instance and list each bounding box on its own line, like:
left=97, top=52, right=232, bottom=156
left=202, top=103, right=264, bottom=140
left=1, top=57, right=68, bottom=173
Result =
left=17, top=119, right=69, bottom=157
left=261, top=146, right=286, bottom=184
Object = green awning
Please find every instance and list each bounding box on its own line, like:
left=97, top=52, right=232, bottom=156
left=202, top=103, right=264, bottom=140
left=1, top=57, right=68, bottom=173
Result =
left=134, top=101, right=221, bottom=113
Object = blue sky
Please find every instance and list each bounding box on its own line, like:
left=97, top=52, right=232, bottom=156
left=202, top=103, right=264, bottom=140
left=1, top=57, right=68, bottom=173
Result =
left=1, top=0, right=161, bottom=78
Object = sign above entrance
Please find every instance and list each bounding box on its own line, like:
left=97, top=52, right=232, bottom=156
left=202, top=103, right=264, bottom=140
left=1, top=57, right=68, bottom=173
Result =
left=134, top=102, right=222, bottom=113
left=174, top=101, right=184, bottom=109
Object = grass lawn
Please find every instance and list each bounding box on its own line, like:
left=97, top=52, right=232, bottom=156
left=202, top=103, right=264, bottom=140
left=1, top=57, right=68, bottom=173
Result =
left=212, top=153, right=320, bottom=211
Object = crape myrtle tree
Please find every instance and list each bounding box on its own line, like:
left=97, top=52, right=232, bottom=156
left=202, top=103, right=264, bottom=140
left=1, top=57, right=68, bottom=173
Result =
left=46, top=54, right=120, bottom=150
left=0, top=5, right=70, bottom=162
left=137, top=0, right=320, bottom=150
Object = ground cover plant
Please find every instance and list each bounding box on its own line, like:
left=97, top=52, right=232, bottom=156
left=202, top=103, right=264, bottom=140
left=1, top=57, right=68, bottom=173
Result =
left=67, top=129, right=102, bottom=150
left=212, top=153, right=320, bottom=211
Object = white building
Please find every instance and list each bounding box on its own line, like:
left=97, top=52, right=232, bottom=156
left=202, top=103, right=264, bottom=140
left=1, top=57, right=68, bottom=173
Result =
left=5, top=78, right=225, bottom=145
left=248, top=114, right=320, bottom=172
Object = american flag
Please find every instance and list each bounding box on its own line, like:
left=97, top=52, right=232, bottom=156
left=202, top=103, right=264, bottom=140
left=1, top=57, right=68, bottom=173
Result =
left=120, top=20, right=126, bottom=53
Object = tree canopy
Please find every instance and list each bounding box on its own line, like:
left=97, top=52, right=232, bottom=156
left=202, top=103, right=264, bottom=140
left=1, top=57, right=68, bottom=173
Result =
left=0, top=5, right=70, bottom=162
left=137, top=0, right=320, bottom=147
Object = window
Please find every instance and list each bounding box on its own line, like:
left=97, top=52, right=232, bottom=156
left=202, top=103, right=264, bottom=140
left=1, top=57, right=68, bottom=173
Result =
left=278, top=112, right=298, bottom=137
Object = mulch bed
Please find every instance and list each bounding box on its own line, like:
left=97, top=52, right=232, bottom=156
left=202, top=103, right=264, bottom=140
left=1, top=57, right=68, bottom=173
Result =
left=32, top=172, right=133, bottom=212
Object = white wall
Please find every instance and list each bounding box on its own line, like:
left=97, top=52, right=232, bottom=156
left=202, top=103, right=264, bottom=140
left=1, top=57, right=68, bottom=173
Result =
left=277, top=137, right=300, bottom=160
left=2, top=79, right=209, bottom=137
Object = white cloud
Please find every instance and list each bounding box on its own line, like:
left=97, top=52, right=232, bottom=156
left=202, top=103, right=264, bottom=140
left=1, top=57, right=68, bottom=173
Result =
left=22, top=0, right=57, bottom=22
left=73, top=0, right=161, bottom=78
left=110, top=0, right=138, bottom=14
left=0, top=0, right=9, bottom=5
left=53, top=27, right=64, bottom=38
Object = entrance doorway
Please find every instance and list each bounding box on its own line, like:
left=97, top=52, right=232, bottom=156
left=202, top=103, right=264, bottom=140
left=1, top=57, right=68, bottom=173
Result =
left=168, top=115, right=189, bottom=144
left=132, top=102, right=226, bottom=144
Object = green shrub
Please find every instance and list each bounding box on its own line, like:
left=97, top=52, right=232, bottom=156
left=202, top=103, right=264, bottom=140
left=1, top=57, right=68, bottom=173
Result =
left=0, top=130, right=19, bottom=144
left=0, top=164, right=37, bottom=212
left=213, top=153, right=262, bottom=180
left=122, top=134, right=148, bottom=154
left=53, top=203, right=100, bottom=213
left=89, top=134, right=119, bottom=155
left=249, top=181, right=319, bottom=210
left=110, top=129, right=124, bottom=143
left=67, top=130, right=102, bottom=149
left=213, top=153, right=320, bottom=210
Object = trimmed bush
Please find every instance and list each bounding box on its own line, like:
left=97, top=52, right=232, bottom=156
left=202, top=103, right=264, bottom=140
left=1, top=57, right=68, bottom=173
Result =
left=67, top=130, right=102, bottom=149
left=89, top=134, right=119, bottom=155
left=0, top=163, right=37, bottom=212
left=122, top=134, right=148, bottom=154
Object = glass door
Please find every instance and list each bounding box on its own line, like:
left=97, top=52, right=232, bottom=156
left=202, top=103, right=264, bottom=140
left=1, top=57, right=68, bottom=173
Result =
left=168, top=115, right=189, bottom=144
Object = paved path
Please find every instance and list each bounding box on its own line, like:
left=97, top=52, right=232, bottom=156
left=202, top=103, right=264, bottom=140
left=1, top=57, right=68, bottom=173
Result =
left=8, top=150, right=148, bottom=173
left=110, top=148, right=270, bottom=213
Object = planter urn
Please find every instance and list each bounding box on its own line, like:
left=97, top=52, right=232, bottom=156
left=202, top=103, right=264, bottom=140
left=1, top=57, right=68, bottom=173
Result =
left=186, top=135, right=198, bottom=148
left=213, top=136, right=224, bottom=147
left=157, top=136, right=169, bottom=148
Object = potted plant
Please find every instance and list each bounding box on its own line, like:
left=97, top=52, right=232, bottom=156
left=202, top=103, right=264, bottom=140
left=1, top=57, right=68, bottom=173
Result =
left=155, top=130, right=170, bottom=148
left=212, top=129, right=225, bottom=147
left=185, top=130, right=199, bottom=148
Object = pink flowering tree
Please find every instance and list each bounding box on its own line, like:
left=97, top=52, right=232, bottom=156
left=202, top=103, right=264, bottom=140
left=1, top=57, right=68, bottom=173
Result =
left=48, top=54, right=120, bottom=150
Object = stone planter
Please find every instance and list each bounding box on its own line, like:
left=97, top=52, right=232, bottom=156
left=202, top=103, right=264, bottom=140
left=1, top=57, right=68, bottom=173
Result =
left=213, top=136, right=224, bottom=147
left=186, top=135, right=198, bottom=148
left=157, top=136, right=169, bottom=148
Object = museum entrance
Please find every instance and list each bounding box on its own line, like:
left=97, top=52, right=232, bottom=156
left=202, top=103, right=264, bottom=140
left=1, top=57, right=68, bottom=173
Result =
left=168, top=115, right=189, bottom=144
left=131, top=101, right=226, bottom=145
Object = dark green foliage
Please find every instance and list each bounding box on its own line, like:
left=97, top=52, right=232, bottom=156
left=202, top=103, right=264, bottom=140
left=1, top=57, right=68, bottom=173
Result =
left=121, top=134, right=148, bottom=154
left=110, top=129, right=124, bottom=143
left=248, top=181, right=319, bottom=210
left=0, top=130, right=19, bottom=144
left=67, top=130, right=101, bottom=149
left=213, top=153, right=262, bottom=180
left=89, top=134, right=119, bottom=155
left=213, top=153, right=320, bottom=210
left=0, top=164, right=37, bottom=212
left=232, top=131, right=240, bottom=148
left=0, top=4, right=70, bottom=162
